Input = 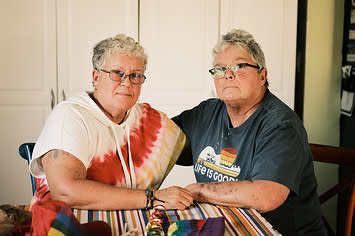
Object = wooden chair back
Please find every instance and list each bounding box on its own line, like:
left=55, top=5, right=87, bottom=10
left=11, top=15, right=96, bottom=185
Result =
left=310, top=143, right=355, bottom=236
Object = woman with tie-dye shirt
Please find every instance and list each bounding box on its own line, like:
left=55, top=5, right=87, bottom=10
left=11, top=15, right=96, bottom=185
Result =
left=29, top=34, right=193, bottom=212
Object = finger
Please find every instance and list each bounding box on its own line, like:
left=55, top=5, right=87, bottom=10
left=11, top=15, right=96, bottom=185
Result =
left=179, top=196, right=194, bottom=208
left=156, top=187, right=191, bottom=201
left=176, top=189, right=194, bottom=206
left=155, top=187, right=193, bottom=209
left=172, top=186, right=194, bottom=200
left=173, top=194, right=193, bottom=209
left=174, top=186, right=193, bottom=195
left=165, top=200, right=188, bottom=210
left=176, top=198, right=193, bottom=210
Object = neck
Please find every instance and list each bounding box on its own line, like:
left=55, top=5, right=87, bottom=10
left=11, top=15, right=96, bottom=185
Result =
left=91, top=93, right=127, bottom=124
left=226, top=102, right=260, bottom=128
left=226, top=90, right=266, bottom=128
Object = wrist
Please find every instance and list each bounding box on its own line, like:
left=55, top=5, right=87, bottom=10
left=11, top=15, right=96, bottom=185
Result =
left=144, top=189, right=153, bottom=210
left=144, top=189, right=166, bottom=210
left=151, top=190, right=165, bottom=208
left=189, top=183, right=203, bottom=202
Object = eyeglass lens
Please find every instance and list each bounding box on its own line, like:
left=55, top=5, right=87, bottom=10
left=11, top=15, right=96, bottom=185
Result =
left=209, top=63, right=260, bottom=79
left=212, top=64, right=247, bottom=78
left=101, top=69, right=146, bottom=84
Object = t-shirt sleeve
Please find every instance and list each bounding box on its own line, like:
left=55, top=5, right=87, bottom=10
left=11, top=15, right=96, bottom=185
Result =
left=173, top=99, right=220, bottom=166
left=172, top=109, right=196, bottom=166
left=30, top=104, right=91, bottom=178
left=176, top=138, right=193, bottom=166
left=172, top=110, right=195, bottom=136
left=250, top=122, right=308, bottom=195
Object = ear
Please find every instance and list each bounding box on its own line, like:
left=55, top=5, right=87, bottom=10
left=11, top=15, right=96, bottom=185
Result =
left=92, top=69, right=99, bottom=87
left=260, top=68, right=268, bottom=86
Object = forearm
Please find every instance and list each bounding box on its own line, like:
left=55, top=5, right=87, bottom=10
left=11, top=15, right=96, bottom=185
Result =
left=50, top=179, right=193, bottom=210
left=186, top=180, right=289, bottom=213
left=50, top=179, right=147, bottom=210
left=42, top=150, right=193, bottom=210
left=187, top=181, right=256, bottom=208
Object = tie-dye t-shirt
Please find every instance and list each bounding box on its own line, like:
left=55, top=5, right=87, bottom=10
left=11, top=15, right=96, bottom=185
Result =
left=30, top=92, right=186, bottom=202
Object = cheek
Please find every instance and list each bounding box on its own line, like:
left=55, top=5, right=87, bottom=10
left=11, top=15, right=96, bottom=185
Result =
left=133, top=87, right=142, bottom=100
left=111, top=83, right=122, bottom=92
left=120, top=86, right=142, bottom=107
left=135, top=86, right=142, bottom=95
left=97, top=79, right=114, bottom=92
left=214, top=80, right=223, bottom=92
left=237, top=76, right=254, bottom=88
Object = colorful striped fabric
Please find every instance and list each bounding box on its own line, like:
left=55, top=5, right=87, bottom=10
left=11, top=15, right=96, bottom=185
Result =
left=48, top=205, right=88, bottom=236
left=167, top=217, right=225, bottom=235
left=72, top=203, right=281, bottom=236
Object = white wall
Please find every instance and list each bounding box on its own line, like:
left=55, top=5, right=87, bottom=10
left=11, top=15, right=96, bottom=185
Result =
left=303, top=0, right=344, bottom=231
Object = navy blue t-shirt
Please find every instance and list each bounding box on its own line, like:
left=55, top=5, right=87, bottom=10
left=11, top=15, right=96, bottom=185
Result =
left=173, top=90, right=325, bottom=235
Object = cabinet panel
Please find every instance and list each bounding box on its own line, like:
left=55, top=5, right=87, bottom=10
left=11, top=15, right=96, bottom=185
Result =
left=57, top=0, right=139, bottom=101
left=139, top=0, right=219, bottom=188
left=0, top=0, right=57, bottom=203
left=139, top=0, right=219, bottom=117
left=220, top=0, right=298, bottom=109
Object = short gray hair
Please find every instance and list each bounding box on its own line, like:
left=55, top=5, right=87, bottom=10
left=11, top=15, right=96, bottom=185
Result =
left=92, top=34, right=148, bottom=71
left=213, top=29, right=268, bottom=87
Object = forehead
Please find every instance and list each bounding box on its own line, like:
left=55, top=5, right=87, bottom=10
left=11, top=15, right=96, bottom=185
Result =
left=214, top=45, right=252, bottom=65
left=105, top=51, right=144, bottom=69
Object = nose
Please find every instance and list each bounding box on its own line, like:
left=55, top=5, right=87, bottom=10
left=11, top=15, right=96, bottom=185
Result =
left=120, top=75, right=132, bottom=86
left=224, top=68, right=236, bottom=80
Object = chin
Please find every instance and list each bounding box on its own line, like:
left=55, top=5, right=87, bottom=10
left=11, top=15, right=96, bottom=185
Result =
left=115, top=101, right=135, bottom=111
left=221, top=95, right=239, bottom=103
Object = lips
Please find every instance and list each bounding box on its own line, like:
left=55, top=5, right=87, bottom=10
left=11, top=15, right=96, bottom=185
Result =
left=116, top=91, right=132, bottom=97
left=223, top=86, right=239, bottom=91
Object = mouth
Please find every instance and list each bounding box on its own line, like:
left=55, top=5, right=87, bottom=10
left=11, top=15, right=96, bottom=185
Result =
left=115, top=91, right=133, bottom=97
left=223, top=85, right=239, bottom=91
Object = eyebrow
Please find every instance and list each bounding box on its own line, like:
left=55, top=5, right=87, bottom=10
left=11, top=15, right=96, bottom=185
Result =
left=214, top=57, right=249, bottom=67
left=110, top=67, right=143, bottom=73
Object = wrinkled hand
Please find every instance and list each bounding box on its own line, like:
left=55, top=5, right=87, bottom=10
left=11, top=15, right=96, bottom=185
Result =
left=185, top=183, right=204, bottom=202
left=155, top=186, right=193, bottom=210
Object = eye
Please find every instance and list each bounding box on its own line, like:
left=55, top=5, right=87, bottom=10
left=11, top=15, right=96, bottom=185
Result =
left=111, top=70, right=124, bottom=76
left=130, top=73, right=143, bottom=78
left=215, top=67, right=225, bottom=73
left=230, top=64, right=240, bottom=72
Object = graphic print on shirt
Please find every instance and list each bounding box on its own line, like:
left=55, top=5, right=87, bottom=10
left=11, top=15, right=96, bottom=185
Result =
left=194, top=146, right=240, bottom=181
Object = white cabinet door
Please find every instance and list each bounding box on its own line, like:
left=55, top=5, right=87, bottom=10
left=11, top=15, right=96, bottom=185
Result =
left=56, top=0, right=139, bottom=102
left=0, top=0, right=57, bottom=203
left=220, top=0, right=298, bottom=109
left=139, top=0, right=219, bottom=117
left=139, top=0, right=219, bottom=188
left=140, top=1, right=297, bottom=188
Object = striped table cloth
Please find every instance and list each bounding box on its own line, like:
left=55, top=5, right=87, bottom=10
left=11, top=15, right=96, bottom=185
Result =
left=73, top=203, right=281, bottom=236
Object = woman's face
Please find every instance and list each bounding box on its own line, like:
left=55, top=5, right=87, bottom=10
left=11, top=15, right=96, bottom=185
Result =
left=92, top=51, right=145, bottom=122
left=213, top=45, right=267, bottom=108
